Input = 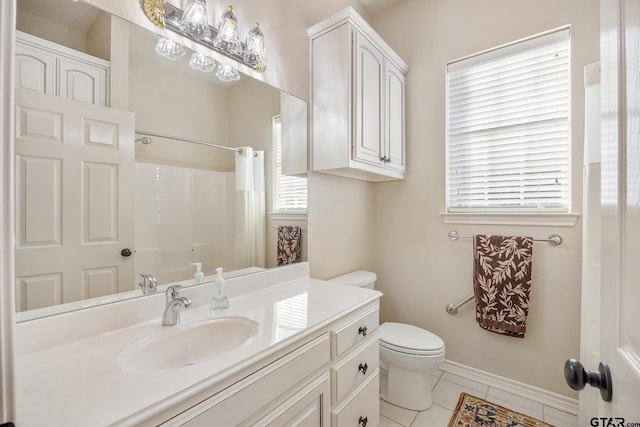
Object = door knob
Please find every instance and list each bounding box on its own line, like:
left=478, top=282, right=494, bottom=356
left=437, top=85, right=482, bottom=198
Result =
left=564, top=358, right=612, bottom=402
left=121, top=248, right=132, bottom=257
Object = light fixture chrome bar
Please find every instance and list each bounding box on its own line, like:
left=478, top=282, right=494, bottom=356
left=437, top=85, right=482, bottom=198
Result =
left=135, top=130, right=242, bottom=153
left=446, top=294, right=474, bottom=315
left=164, top=3, right=246, bottom=64
left=448, top=229, right=563, bottom=246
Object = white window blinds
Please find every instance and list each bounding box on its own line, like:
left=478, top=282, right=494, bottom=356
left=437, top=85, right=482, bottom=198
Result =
left=446, top=28, right=571, bottom=212
left=273, top=116, right=307, bottom=211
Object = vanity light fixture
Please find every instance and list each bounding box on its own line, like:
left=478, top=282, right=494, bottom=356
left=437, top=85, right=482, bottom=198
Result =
left=213, top=5, right=242, bottom=56
left=189, top=52, right=217, bottom=73
left=243, top=22, right=266, bottom=71
left=154, top=37, right=186, bottom=61
left=143, top=0, right=267, bottom=73
left=178, top=0, right=211, bottom=40
left=216, top=63, right=240, bottom=82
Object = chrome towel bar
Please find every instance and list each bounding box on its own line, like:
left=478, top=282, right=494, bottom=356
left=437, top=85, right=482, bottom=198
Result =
left=448, top=230, right=563, bottom=246
left=446, top=229, right=563, bottom=315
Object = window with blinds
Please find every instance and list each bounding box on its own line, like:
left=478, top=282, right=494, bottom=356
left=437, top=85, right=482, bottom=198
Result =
left=446, top=28, right=571, bottom=212
left=273, top=116, right=307, bottom=212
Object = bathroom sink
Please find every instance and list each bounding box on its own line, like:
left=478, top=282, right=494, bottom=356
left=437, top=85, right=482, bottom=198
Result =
left=117, top=317, right=259, bottom=374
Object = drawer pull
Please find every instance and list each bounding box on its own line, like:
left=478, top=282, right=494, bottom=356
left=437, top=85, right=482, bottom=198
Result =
left=358, top=362, right=368, bottom=375
left=359, top=416, right=368, bottom=426
left=358, top=325, right=367, bottom=336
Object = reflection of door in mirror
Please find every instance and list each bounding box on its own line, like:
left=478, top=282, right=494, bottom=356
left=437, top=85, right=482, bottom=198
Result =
left=13, top=0, right=308, bottom=319
left=15, top=89, right=135, bottom=311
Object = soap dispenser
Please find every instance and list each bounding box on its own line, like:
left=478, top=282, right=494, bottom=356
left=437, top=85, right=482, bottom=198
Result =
left=210, top=267, right=229, bottom=310
left=190, top=263, right=204, bottom=284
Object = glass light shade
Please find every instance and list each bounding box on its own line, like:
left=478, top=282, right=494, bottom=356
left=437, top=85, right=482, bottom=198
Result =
left=179, top=0, right=211, bottom=40
left=213, top=5, right=242, bottom=56
left=189, top=52, right=217, bottom=72
left=154, top=37, right=186, bottom=61
left=243, top=22, right=266, bottom=70
left=216, top=63, right=240, bottom=82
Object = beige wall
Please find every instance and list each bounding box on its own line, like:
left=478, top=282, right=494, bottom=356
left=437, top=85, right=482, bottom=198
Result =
left=84, top=0, right=598, bottom=397
left=16, top=8, right=86, bottom=52
left=129, top=54, right=232, bottom=171
left=368, top=0, right=599, bottom=396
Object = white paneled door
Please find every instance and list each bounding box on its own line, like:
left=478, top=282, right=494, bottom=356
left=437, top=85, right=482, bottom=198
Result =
left=597, top=0, right=640, bottom=422
left=14, top=89, right=135, bottom=311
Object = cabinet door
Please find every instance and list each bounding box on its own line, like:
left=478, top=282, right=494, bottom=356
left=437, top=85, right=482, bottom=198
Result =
left=385, top=61, right=406, bottom=173
left=15, top=43, right=55, bottom=95
left=353, top=31, right=384, bottom=166
left=58, top=57, right=107, bottom=106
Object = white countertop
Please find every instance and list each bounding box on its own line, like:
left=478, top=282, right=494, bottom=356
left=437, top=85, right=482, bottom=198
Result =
left=15, top=273, right=380, bottom=426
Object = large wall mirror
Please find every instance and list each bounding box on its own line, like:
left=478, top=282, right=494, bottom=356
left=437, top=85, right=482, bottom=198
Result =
left=14, top=0, right=308, bottom=321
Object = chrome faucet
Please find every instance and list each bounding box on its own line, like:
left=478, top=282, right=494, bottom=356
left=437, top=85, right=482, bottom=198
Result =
left=138, top=273, right=157, bottom=295
left=162, top=285, right=191, bottom=326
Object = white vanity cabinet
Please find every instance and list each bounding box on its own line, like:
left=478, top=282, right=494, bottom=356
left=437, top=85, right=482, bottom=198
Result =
left=308, top=7, right=408, bottom=182
left=15, top=31, right=109, bottom=106
left=158, top=302, right=380, bottom=427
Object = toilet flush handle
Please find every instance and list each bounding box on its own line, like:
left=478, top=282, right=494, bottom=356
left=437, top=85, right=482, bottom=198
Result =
left=358, top=325, right=368, bottom=336
left=358, top=416, right=368, bottom=427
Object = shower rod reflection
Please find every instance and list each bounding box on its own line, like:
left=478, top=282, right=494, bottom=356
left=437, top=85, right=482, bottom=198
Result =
left=135, top=130, right=253, bottom=155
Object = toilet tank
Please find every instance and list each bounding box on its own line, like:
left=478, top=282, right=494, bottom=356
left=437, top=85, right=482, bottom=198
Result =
left=328, top=271, right=376, bottom=289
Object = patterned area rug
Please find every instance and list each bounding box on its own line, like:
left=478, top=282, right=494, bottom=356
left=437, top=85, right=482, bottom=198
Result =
left=448, top=393, right=554, bottom=427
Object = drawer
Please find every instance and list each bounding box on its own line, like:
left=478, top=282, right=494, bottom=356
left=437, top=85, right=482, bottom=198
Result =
left=331, top=335, right=379, bottom=403
left=331, top=307, right=378, bottom=358
left=331, top=371, right=380, bottom=427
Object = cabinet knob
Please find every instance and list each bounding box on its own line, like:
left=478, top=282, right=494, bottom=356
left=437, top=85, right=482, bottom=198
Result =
left=358, top=325, right=367, bottom=336
left=358, top=362, right=368, bottom=375
left=358, top=416, right=368, bottom=427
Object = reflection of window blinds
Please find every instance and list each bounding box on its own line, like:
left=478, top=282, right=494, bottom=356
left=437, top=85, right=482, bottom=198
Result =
left=275, top=293, right=308, bottom=341
left=273, top=116, right=307, bottom=211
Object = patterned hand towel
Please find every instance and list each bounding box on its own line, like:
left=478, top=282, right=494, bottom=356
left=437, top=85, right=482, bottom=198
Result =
left=473, top=235, right=533, bottom=338
left=277, top=225, right=302, bottom=266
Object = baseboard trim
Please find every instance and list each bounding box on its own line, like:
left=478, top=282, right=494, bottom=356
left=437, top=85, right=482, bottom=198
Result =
left=440, top=359, right=578, bottom=415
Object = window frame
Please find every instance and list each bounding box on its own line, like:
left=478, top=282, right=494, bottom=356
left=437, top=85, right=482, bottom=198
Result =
left=444, top=27, right=575, bottom=225
left=272, top=115, right=308, bottom=214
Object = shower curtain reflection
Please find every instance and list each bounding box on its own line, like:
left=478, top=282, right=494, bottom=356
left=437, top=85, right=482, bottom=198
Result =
left=235, top=147, right=266, bottom=269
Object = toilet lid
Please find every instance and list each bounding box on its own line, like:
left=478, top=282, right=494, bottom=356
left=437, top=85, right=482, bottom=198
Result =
left=379, top=322, right=445, bottom=355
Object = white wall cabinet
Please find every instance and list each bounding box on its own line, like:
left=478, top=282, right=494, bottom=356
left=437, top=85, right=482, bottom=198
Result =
left=308, top=7, right=408, bottom=182
left=157, top=301, right=380, bottom=427
left=15, top=31, right=109, bottom=106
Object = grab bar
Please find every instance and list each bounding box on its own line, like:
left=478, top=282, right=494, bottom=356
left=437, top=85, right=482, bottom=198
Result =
left=446, top=229, right=563, bottom=315
left=446, top=294, right=474, bottom=314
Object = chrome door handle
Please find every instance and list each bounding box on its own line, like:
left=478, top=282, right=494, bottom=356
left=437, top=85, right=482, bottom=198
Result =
left=564, top=359, right=612, bottom=402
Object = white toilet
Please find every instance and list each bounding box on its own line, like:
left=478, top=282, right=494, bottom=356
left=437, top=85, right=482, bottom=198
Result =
left=328, top=271, right=445, bottom=411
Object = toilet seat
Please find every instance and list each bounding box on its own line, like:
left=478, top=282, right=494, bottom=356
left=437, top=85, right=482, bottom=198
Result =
left=379, top=322, right=445, bottom=356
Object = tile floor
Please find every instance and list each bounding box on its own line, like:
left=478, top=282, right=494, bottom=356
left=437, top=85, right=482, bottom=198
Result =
left=379, top=370, right=579, bottom=427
